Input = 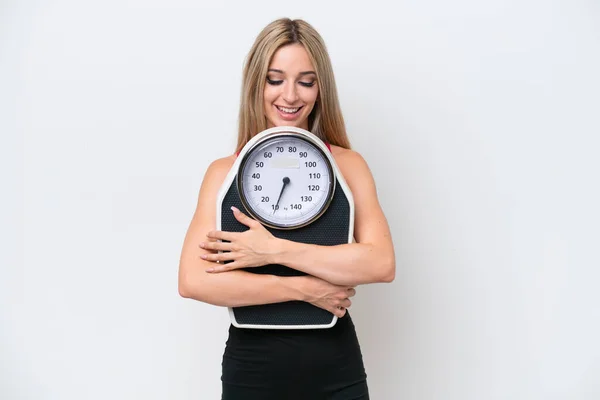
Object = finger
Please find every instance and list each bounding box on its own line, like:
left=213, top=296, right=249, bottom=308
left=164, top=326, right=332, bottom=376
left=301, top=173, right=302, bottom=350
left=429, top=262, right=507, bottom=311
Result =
left=205, top=261, right=242, bottom=273
left=200, top=251, right=237, bottom=263
left=199, top=241, right=233, bottom=252
left=334, top=307, right=346, bottom=318
left=340, top=298, right=352, bottom=308
left=206, top=230, right=238, bottom=241
left=231, top=206, right=260, bottom=228
left=336, top=291, right=352, bottom=299
left=347, top=288, right=356, bottom=297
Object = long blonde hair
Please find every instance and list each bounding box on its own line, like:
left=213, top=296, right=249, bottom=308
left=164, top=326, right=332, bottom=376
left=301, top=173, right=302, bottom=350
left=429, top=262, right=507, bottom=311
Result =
left=236, top=18, right=351, bottom=153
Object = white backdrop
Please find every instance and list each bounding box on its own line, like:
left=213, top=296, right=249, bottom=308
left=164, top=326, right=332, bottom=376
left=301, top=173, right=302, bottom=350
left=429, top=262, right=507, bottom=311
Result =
left=2, top=0, right=599, bottom=399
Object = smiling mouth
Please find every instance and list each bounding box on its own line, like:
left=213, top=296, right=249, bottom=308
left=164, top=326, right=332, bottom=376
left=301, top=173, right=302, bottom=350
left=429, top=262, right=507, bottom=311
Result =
left=276, top=105, right=303, bottom=114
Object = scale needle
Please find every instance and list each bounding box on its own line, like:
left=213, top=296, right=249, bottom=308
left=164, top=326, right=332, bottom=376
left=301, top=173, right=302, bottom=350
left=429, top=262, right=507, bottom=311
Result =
left=273, top=176, right=290, bottom=214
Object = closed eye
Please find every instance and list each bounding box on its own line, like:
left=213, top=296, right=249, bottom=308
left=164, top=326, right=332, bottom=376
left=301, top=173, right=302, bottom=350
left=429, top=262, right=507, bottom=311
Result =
left=267, top=78, right=316, bottom=88
left=267, top=78, right=283, bottom=85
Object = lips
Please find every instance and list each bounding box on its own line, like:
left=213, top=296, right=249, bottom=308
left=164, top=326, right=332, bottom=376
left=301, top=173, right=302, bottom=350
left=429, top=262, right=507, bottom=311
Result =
left=274, top=105, right=304, bottom=121
left=276, top=105, right=303, bottom=114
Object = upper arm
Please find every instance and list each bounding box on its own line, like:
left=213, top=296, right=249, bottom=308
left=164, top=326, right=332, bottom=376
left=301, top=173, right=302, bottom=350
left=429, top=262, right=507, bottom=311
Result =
left=178, top=156, right=234, bottom=295
left=337, top=150, right=394, bottom=257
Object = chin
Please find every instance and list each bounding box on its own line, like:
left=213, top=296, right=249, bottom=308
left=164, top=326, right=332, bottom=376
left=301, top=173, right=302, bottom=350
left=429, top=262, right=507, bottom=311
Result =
left=279, top=120, right=303, bottom=127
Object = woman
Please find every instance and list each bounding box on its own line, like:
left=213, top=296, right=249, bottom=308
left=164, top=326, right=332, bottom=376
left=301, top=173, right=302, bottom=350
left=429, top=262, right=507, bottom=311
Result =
left=178, top=18, right=395, bottom=400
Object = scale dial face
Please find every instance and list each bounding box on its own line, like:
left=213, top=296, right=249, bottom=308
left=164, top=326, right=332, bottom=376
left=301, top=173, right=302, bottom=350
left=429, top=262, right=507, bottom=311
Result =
left=238, top=134, right=335, bottom=229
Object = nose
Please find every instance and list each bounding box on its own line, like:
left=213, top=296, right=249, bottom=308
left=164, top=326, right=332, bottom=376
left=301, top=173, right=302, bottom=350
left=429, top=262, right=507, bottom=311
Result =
left=282, top=81, right=298, bottom=104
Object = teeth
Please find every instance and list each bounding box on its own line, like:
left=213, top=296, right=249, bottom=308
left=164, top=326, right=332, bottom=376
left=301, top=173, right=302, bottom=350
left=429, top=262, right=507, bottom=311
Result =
left=277, top=106, right=300, bottom=114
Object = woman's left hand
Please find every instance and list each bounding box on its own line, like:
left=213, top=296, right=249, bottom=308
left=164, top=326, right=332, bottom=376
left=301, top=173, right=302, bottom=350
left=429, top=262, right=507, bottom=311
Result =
left=200, top=206, right=279, bottom=273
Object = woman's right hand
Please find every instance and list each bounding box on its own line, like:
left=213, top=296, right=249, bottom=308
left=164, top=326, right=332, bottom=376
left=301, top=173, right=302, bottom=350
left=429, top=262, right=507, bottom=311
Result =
left=295, top=275, right=356, bottom=318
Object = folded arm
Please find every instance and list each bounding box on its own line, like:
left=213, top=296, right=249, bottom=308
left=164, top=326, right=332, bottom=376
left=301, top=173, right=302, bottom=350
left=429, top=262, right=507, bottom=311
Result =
left=178, top=156, right=354, bottom=317
left=202, top=149, right=396, bottom=287
left=178, top=156, right=300, bottom=307
left=268, top=150, right=394, bottom=286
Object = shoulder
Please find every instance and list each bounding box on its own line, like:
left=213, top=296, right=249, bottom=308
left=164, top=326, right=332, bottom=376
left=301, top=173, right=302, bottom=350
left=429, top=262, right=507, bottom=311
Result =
left=198, top=154, right=237, bottom=196
left=329, top=144, right=378, bottom=197
left=204, top=154, right=237, bottom=181
left=329, top=145, right=371, bottom=177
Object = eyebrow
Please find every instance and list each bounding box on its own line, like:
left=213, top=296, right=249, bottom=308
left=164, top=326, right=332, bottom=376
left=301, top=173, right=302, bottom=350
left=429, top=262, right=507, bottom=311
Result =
left=268, top=69, right=316, bottom=76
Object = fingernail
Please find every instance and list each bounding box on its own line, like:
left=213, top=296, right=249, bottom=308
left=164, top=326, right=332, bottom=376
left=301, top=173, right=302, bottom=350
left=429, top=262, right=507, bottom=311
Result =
left=200, top=254, right=207, bottom=259
left=206, top=268, right=214, bottom=273
left=199, top=242, right=204, bottom=248
left=231, top=206, right=238, bottom=212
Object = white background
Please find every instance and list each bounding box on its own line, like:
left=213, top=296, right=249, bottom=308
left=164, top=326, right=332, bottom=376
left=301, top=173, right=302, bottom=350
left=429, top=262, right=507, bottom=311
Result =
left=2, top=0, right=599, bottom=399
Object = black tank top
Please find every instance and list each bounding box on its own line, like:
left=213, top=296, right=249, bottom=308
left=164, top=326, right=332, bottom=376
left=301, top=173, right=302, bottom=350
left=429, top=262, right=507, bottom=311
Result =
left=221, top=313, right=368, bottom=399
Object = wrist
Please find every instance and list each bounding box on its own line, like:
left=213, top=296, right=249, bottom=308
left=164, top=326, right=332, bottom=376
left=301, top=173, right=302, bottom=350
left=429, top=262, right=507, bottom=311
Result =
left=279, top=275, right=309, bottom=302
left=267, top=236, right=288, bottom=265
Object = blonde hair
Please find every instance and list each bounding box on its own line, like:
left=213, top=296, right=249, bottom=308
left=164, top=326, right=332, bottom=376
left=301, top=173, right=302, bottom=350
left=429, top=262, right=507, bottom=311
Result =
left=236, top=18, right=351, bottom=153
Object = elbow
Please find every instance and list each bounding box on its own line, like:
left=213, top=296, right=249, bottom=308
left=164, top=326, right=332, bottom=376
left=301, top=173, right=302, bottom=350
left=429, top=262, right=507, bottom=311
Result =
left=178, top=267, right=224, bottom=306
left=378, top=256, right=396, bottom=283
left=178, top=268, right=197, bottom=299
left=178, top=274, right=191, bottom=298
left=360, top=247, right=396, bottom=284
left=380, top=269, right=395, bottom=283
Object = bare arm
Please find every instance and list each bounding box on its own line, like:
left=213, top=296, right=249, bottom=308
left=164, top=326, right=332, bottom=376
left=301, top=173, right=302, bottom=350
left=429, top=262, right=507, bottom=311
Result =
left=271, top=242, right=392, bottom=287
left=202, top=149, right=396, bottom=287
left=178, top=157, right=302, bottom=307
left=178, top=156, right=354, bottom=316
left=270, top=150, right=395, bottom=286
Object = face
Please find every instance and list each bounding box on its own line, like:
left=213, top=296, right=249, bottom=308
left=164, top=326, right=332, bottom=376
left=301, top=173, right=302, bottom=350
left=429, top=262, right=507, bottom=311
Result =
left=263, top=43, right=319, bottom=130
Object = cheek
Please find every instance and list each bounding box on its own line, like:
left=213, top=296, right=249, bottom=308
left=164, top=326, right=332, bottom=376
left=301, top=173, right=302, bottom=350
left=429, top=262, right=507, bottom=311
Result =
left=263, top=86, right=278, bottom=105
left=301, top=88, right=319, bottom=110
left=303, top=87, right=318, bottom=103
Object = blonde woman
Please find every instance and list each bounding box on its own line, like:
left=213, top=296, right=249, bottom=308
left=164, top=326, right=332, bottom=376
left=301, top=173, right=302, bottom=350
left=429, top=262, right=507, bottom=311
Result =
left=178, top=18, right=395, bottom=400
